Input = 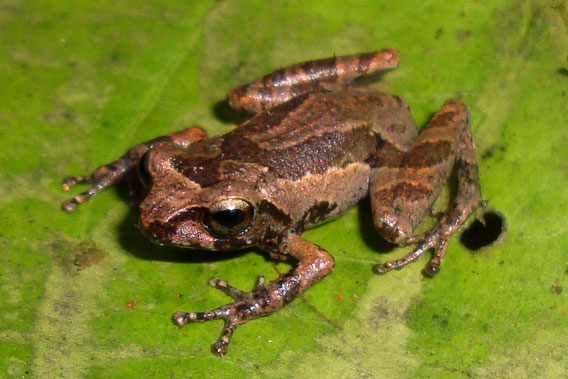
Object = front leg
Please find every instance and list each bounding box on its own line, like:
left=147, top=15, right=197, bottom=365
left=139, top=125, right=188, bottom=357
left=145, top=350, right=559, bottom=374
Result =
left=61, top=126, right=207, bottom=212
left=172, top=233, right=335, bottom=355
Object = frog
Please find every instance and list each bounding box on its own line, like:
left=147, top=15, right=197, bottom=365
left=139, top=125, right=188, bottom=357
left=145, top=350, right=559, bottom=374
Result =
left=61, top=48, right=482, bottom=355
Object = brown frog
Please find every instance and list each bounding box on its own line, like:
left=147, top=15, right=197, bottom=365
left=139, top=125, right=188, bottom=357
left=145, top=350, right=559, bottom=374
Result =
left=62, top=49, right=482, bottom=355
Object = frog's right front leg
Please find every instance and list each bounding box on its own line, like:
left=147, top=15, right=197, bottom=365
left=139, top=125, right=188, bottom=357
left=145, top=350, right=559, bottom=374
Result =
left=61, top=126, right=207, bottom=212
left=172, top=233, right=335, bottom=355
left=228, top=48, right=400, bottom=113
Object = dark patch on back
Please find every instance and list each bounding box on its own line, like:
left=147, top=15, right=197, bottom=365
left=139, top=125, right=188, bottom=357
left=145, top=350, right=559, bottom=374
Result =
left=171, top=92, right=383, bottom=185
left=221, top=127, right=376, bottom=181
left=170, top=154, right=224, bottom=187
left=367, top=134, right=405, bottom=168
left=402, top=141, right=452, bottom=168
left=303, top=201, right=338, bottom=225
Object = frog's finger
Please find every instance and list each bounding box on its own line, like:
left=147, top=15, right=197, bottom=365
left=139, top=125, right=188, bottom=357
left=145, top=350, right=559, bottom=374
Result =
left=372, top=241, right=430, bottom=274
left=211, top=319, right=238, bottom=356
left=424, top=240, right=449, bottom=276
left=172, top=308, right=239, bottom=356
left=208, top=277, right=246, bottom=300
left=62, top=174, right=94, bottom=191
left=171, top=309, right=224, bottom=326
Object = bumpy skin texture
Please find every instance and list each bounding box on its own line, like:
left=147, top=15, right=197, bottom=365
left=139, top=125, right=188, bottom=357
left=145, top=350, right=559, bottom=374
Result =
left=62, top=49, right=482, bottom=355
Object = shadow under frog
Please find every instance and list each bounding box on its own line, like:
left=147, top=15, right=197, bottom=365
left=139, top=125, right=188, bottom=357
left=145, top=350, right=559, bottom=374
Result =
left=62, top=48, right=483, bottom=355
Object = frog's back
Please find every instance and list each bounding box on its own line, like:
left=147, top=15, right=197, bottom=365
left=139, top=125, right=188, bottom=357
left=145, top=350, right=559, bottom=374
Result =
left=220, top=88, right=417, bottom=181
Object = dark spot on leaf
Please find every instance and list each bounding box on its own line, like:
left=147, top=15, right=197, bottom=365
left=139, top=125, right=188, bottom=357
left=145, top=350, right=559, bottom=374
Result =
left=47, top=238, right=107, bottom=274
left=434, top=27, right=443, bottom=39
left=432, top=314, right=448, bottom=327
left=557, top=67, right=568, bottom=77
left=456, top=29, right=471, bottom=40
left=74, top=241, right=106, bottom=270
left=460, top=211, right=504, bottom=251
left=481, top=144, right=505, bottom=160
left=550, top=285, right=563, bottom=295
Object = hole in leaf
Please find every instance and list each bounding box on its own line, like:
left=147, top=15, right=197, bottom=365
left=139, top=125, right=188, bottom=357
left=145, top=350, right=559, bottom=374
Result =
left=460, top=211, right=504, bottom=251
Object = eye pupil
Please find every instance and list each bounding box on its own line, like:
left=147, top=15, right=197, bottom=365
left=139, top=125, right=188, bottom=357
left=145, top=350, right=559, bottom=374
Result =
left=204, top=199, right=255, bottom=236
left=212, top=208, right=246, bottom=229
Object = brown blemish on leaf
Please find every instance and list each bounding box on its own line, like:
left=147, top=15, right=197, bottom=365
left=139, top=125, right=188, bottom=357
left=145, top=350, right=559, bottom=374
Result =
left=481, top=144, right=506, bottom=161
left=46, top=237, right=107, bottom=275
left=550, top=285, right=563, bottom=295
left=126, top=300, right=138, bottom=309
left=456, top=29, right=472, bottom=40
left=73, top=241, right=107, bottom=270
left=434, top=27, right=443, bottom=39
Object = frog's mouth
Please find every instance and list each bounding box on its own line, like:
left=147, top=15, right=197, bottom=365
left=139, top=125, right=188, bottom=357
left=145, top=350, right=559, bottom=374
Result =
left=137, top=207, right=212, bottom=248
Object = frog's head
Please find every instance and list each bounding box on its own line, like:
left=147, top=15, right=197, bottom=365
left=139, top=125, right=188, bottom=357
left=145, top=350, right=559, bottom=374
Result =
left=137, top=142, right=287, bottom=250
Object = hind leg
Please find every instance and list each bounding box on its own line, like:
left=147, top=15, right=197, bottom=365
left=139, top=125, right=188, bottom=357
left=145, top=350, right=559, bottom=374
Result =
left=228, top=49, right=400, bottom=113
left=371, top=99, right=483, bottom=275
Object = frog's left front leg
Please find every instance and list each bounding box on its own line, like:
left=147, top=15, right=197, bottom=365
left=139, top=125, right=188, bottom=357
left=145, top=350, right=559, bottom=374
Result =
left=172, top=233, right=335, bottom=355
left=371, top=99, right=483, bottom=275
left=61, top=126, right=207, bottom=212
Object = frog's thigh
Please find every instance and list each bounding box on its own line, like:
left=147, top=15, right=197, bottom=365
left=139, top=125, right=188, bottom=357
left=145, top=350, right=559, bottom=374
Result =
left=370, top=99, right=473, bottom=244
left=228, top=49, right=400, bottom=113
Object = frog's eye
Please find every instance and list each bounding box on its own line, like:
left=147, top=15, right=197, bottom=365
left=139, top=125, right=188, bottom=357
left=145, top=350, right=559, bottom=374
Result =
left=204, top=199, right=255, bottom=236
left=137, top=150, right=152, bottom=188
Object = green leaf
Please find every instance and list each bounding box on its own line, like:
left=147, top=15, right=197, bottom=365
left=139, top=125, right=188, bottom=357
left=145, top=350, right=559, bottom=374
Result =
left=2, top=0, right=567, bottom=377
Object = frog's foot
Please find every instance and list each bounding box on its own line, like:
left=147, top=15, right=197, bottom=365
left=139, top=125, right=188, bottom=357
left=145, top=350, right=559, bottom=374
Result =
left=174, top=234, right=335, bottom=355
left=61, top=126, right=207, bottom=213
left=372, top=227, right=449, bottom=276
left=61, top=164, right=123, bottom=212
left=172, top=275, right=267, bottom=356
